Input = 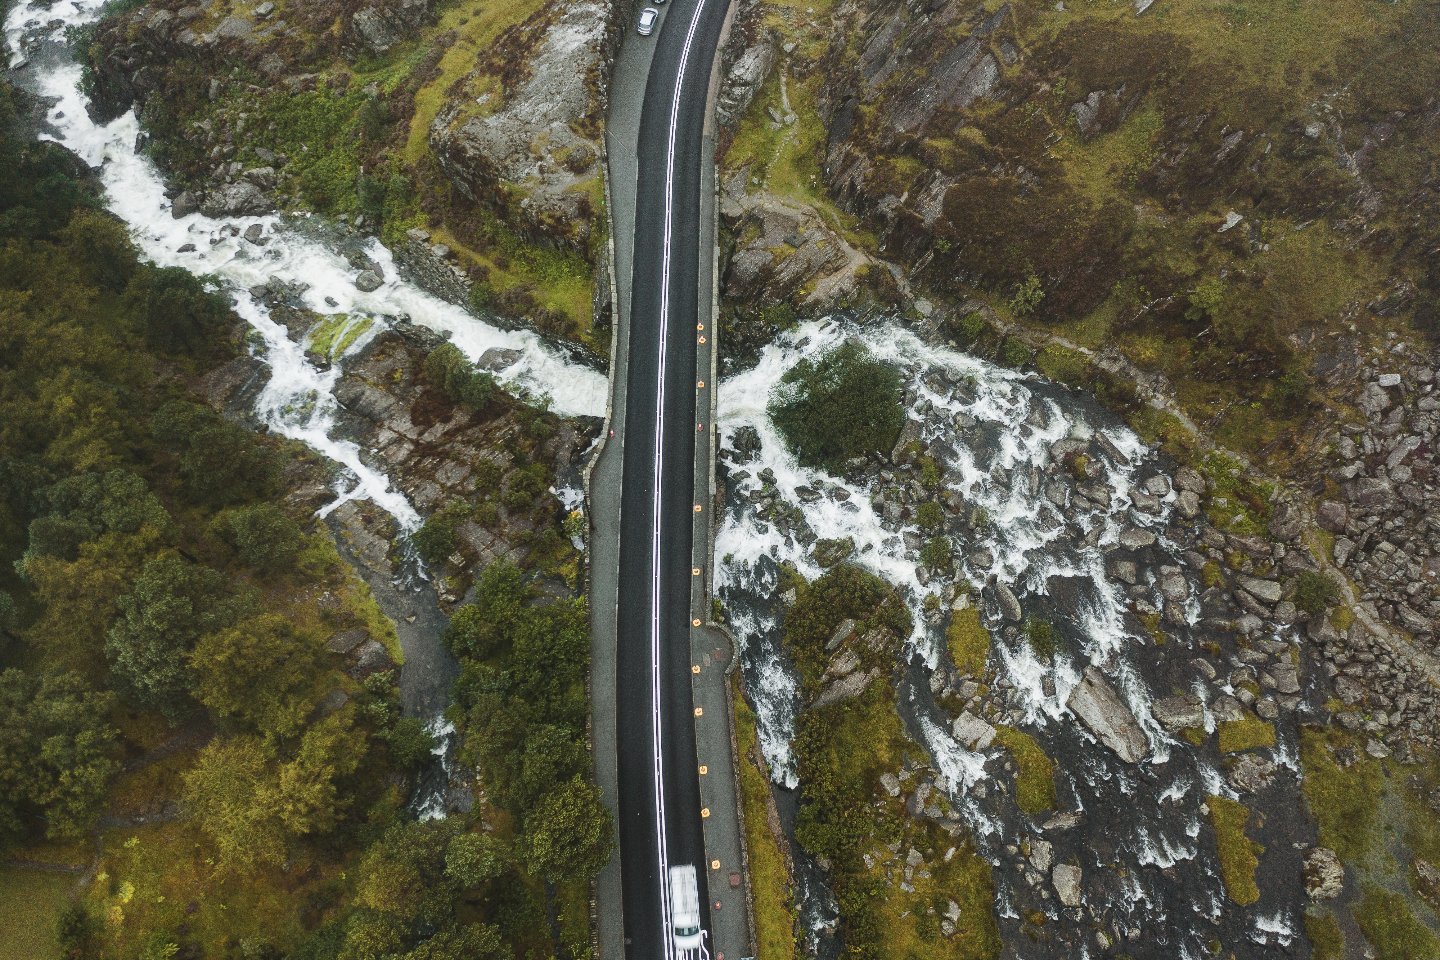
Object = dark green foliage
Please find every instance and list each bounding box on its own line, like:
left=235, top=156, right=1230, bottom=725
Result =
left=122, top=265, right=232, bottom=357
left=443, top=563, right=526, bottom=660
left=782, top=563, right=912, bottom=694
left=384, top=716, right=439, bottom=771
left=210, top=503, right=306, bottom=573
left=424, top=343, right=498, bottom=411
left=1294, top=571, right=1341, bottom=616
left=769, top=340, right=905, bottom=473
left=915, top=501, right=944, bottom=532
left=920, top=535, right=952, bottom=570
left=56, top=902, right=98, bottom=960
left=0, top=669, right=119, bottom=849
left=448, top=564, right=613, bottom=887
left=413, top=500, right=469, bottom=566
left=1025, top=618, right=1059, bottom=660
left=151, top=401, right=283, bottom=507
left=518, top=775, right=614, bottom=884
left=105, top=554, right=241, bottom=712
left=444, top=831, right=508, bottom=888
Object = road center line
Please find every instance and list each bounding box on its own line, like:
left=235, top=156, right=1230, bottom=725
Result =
left=651, top=0, right=712, bottom=956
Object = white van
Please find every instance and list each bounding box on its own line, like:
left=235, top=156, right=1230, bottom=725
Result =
left=667, top=864, right=706, bottom=956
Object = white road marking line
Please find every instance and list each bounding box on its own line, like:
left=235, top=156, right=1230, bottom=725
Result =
left=651, top=0, right=712, bottom=956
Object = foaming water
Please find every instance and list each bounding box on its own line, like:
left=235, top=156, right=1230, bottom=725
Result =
left=714, top=316, right=1301, bottom=957
left=5, top=1, right=606, bottom=528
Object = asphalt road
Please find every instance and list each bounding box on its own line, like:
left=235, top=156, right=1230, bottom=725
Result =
left=614, top=0, right=733, bottom=956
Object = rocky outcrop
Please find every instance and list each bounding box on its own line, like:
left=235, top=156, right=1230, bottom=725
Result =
left=430, top=0, right=607, bottom=251
left=1066, top=667, right=1149, bottom=763
left=349, top=0, right=432, bottom=54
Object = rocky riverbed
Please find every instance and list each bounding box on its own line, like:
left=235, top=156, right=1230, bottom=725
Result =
left=715, top=316, right=1347, bottom=958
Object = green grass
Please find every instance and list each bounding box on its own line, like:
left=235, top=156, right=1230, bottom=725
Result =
left=734, top=687, right=798, bottom=960
left=992, top=727, right=1056, bottom=816
left=1355, top=887, right=1440, bottom=960
left=1208, top=795, right=1262, bottom=905
left=1217, top=712, right=1276, bottom=754
left=1305, top=910, right=1345, bottom=960
left=946, top=607, right=991, bottom=677
left=1300, top=728, right=1384, bottom=866
left=0, top=867, right=74, bottom=960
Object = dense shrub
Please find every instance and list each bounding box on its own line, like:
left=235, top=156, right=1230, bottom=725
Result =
left=769, top=340, right=905, bottom=473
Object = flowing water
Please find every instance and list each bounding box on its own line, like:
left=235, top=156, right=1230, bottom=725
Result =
left=5, top=0, right=606, bottom=818
left=8, top=5, right=1307, bottom=951
left=714, top=317, right=1307, bottom=958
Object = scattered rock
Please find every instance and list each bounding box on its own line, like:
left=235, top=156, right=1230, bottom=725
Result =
left=1066, top=666, right=1149, bottom=763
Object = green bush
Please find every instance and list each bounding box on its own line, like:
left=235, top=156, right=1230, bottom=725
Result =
left=1294, top=570, right=1341, bottom=616
left=1024, top=618, right=1058, bottom=660
left=769, top=340, right=905, bottom=473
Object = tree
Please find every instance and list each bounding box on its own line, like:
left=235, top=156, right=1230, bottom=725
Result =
left=190, top=614, right=321, bottom=739
left=151, top=401, right=282, bottom=508
left=122, top=265, right=232, bottom=356
left=183, top=736, right=289, bottom=871
left=442, top=562, right=527, bottom=661
left=0, top=670, right=118, bottom=848
left=354, top=821, right=458, bottom=928
left=209, top=503, right=305, bottom=573
left=184, top=713, right=365, bottom=873
left=768, top=340, right=905, bottom=473
left=106, top=554, right=239, bottom=711
left=443, top=831, right=508, bottom=889
left=519, top=775, right=614, bottom=884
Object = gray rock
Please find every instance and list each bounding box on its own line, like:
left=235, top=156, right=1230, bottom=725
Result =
left=826, top=619, right=857, bottom=652
left=952, top=711, right=996, bottom=751
left=1237, top=575, right=1283, bottom=604
left=1227, top=753, right=1277, bottom=794
left=813, top=669, right=877, bottom=709
left=476, top=347, right=521, bottom=372
left=1151, top=694, right=1205, bottom=732
left=1119, top=527, right=1157, bottom=550
left=993, top=582, right=1023, bottom=622
left=242, top=223, right=265, bottom=245
left=199, top=180, right=271, bottom=217
left=325, top=627, right=369, bottom=654
left=171, top=190, right=198, bottom=219
left=1029, top=839, right=1054, bottom=874
left=1316, top=500, right=1349, bottom=533
left=354, top=270, right=384, bottom=293
left=1066, top=666, right=1149, bottom=763
left=1304, top=847, right=1344, bottom=900
left=1052, top=863, right=1083, bottom=907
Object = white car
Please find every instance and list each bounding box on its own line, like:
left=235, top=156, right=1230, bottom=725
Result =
left=667, top=864, right=706, bottom=956
left=637, top=6, right=660, bottom=35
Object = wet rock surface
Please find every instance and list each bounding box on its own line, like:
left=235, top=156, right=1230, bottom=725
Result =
left=716, top=317, right=1323, bottom=958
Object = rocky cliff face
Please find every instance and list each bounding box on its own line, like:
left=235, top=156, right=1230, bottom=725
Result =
left=428, top=0, right=608, bottom=251
left=87, top=0, right=616, bottom=346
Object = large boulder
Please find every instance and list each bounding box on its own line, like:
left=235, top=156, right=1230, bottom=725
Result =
left=1066, top=666, right=1149, bottom=763
left=1303, top=847, right=1344, bottom=901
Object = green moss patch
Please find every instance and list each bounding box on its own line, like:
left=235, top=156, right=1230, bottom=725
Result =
left=1217, top=711, right=1276, bottom=754
left=992, top=727, right=1056, bottom=816
left=946, top=607, right=991, bottom=677
left=1355, top=887, right=1440, bottom=960
left=734, top=689, right=798, bottom=960
left=1208, top=795, right=1262, bottom=905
